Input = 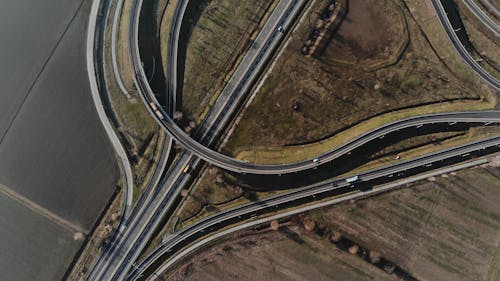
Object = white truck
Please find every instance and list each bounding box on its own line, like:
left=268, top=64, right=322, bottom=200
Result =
left=346, top=175, right=359, bottom=183
left=154, top=110, right=164, bottom=120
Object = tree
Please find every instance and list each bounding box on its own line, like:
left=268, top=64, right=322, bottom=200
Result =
left=330, top=230, right=342, bottom=242
left=303, top=218, right=316, bottom=232
left=369, top=250, right=381, bottom=264
left=270, top=220, right=280, bottom=231
left=173, top=111, right=183, bottom=121
left=348, top=244, right=359, bottom=255
left=215, top=174, right=225, bottom=184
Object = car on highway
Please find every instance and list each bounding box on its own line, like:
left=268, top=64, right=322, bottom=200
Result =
left=346, top=175, right=360, bottom=183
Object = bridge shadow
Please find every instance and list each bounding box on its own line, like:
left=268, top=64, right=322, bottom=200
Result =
left=175, top=0, right=212, bottom=112
left=226, top=123, right=497, bottom=190
left=138, top=0, right=167, bottom=104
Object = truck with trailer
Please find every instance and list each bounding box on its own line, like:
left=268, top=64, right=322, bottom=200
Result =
left=345, top=175, right=359, bottom=183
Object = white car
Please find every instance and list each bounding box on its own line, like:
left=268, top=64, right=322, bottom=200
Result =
left=277, top=26, right=284, bottom=33
left=346, top=175, right=359, bottom=183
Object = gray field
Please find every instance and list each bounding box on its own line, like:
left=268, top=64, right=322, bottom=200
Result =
left=0, top=0, right=118, bottom=230
left=0, top=0, right=119, bottom=279
left=0, top=193, right=80, bottom=281
left=0, top=0, right=83, bottom=138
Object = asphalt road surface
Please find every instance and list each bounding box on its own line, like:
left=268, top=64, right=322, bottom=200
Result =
left=85, top=0, right=500, bottom=280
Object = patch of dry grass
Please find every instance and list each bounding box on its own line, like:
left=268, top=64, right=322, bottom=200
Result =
left=222, top=0, right=497, bottom=162
left=310, top=165, right=500, bottom=281
left=180, top=0, right=276, bottom=121
left=233, top=99, right=495, bottom=164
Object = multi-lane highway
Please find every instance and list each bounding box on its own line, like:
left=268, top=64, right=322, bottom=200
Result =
left=135, top=0, right=500, bottom=175
left=462, top=0, right=500, bottom=35
left=136, top=157, right=486, bottom=281
left=85, top=1, right=308, bottom=280
left=84, top=0, right=500, bottom=280
left=84, top=0, right=177, bottom=279
left=432, top=0, right=500, bottom=90
left=87, top=0, right=134, bottom=217
left=124, top=0, right=499, bottom=277
left=478, top=0, right=500, bottom=18
left=107, top=0, right=173, bottom=219
left=140, top=0, right=311, bottom=175
left=127, top=136, right=500, bottom=280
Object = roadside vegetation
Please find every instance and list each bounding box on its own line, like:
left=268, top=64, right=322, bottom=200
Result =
left=106, top=0, right=171, bottom=201
left=168, top=0, right=500, bottom=232
left=162, top=164, right=500, bottom=281
left=159, top=0, right=179, bottom=80
left=175, top=166, right=245, bottom=224
left=67, top=0, right=172, bottom=278
left=164, top=221, right=404, bottom=281
left=234, top=100, right=496, bottom=164
left=176, top=0, right=277, bottom=122
left=171, top=124, right=499, bottom=230
left=222, top=0, right=498, bottom=163
left=344, top=125, right=500, bottom=176
left=172, top=166, right=277, bottom=230
left=66, top=191, right=124, bottom=280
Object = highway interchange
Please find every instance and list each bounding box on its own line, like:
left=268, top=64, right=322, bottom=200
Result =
left=127, top=136, right=500, bottom=280
left=85, top=0, right=500, bottom=280
left=136, top=0, right=500, bottom=175
left=87, top=1, right=308, bottom=280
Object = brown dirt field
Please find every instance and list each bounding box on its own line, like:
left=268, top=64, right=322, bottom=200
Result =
left=163, top=165, right=500, bottom=281
left=323, top=0, right=403, bottom=63
left=223, top=0, right=496, bottom=156
left=175, top=126, right=499, bottom=229
left=164, top=225, right=396, bottom=281
left=310, top=165, right=500, bottom=281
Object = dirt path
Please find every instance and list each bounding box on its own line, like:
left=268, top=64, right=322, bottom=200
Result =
left=0, top=183, right=85, bottom=235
